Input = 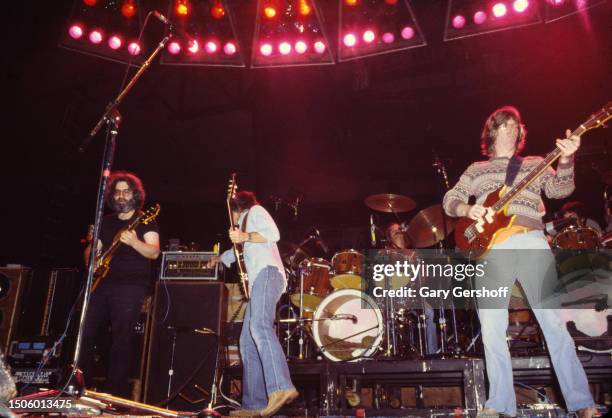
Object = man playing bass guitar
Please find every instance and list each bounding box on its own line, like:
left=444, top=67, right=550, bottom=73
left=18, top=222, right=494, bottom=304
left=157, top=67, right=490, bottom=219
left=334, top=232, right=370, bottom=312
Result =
left=443, top=106, right=596, bottom=418
left=82, top=171, right=160, bottom=398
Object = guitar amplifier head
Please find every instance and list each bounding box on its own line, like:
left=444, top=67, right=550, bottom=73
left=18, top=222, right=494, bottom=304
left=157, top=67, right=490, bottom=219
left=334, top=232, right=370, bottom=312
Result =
left=160, top=251, right=219, bottom=280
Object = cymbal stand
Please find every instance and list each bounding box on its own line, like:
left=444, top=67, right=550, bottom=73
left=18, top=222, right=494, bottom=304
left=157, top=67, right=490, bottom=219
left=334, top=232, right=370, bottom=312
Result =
left=279, top=267, right=312, bottom=360
left=382, top=273, right=398, bottom=357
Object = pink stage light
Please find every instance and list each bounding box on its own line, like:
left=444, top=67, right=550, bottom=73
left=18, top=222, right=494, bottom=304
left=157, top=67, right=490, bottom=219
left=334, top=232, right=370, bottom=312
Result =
left=313, top=41, right=326, bottom=54
left=187, top=39, right=199, bottom=54
left=547, top=0, right=565, bottom=4
left=452, top=15, right=466, bottom=29
left=127, top=42, right=141, bottom=55
left=68, top=24, right=84, bottom=39
left=89, top=30, right=103, bottom=44
left=295, top=40, right=308, bottom=54
left=108, top=35, right=122, bottom=50
left=260, top=43, right=273, bottom=56
left=223, top=42, right=237, bottom=55
left=363, top=30, right=376, bottom=43
left=381, top=32, right=394, bottom=44
left=205, top=41, right=218, bottom=54
left=492, top=3, right=507, bottom=17
left=278, top=42, right=292, bottom=55
left=343, top=33, right=357, bottom=47
left=401, top=26, right=415, bottom=40
left=168, top=41, right=181, bottom=55
left=513, top=0, right=529, bottom=12
left=473, top=11, right=487, bottom=24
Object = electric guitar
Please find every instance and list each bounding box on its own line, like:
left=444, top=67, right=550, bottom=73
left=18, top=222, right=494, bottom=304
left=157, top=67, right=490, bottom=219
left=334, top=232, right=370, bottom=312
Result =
left=92, top=204, right=160, bottom=291
left=455, top=103, right=612, bottom=259
left=227, top=174, right=249, bottom=299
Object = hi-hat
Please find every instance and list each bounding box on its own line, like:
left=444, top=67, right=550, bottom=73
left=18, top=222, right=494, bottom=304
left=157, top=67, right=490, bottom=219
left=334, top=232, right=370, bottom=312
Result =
left=407, top=204, right=456, bottom=248
left=365, top=193, right=416, bottom=213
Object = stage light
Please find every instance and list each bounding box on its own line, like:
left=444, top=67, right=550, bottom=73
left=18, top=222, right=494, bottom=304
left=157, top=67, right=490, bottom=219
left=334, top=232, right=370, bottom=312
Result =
left=492, top=3, right=507, bottom=17
left=343, top=33, right=357, bottom=47
left=260, top=43, right=273, bottom=56
left=401, top=26, right=415, bottom=39
left=513, top=0, right=529, bottom=12
left=176, top=0, right=189, bottom=17
left=89, top=30, right=103, bottom=44
left=298, top=0, right=311, bottom=16
left=363, top=30, right=376, bottom=43
left=382, top=32, right=394, bottom=43
left=187, top=39, right=199, bottom=53
left=223, top=42, right=237, bottom=55
left=279, top=41, right=292, bottom=55
left=168, top=41, right=181, bottom=54
left=384, top=0, right=398, bottom=4
left=452, top=15, right=466, bottom=29
left=547, top=0, right=564, bottom=4
left=295, top=40, right=307, bottom=54
left=473, top=10, right=487, bottom=24
left=83, top=0, right=97, bottom=6
left=205, top=40, right=218, bottom=54
left=345, top=0, right=357, bottom=5
left=108, top=35, right=122, bottom=50
left=127, top=41, right=141, bottom=55
left=211, top=1, right=225, bottom=19
left=68, top=24, right=84, bottom=39
left=313, top=40, right=326, bottom=53
left=264, top=6, right=277, bottom=18
left=121, top=0, right=137, bottom=18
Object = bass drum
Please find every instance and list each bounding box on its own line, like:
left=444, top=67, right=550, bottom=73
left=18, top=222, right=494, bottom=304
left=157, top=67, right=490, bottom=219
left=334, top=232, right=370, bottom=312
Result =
left=312, top=289, right=384, bottom=362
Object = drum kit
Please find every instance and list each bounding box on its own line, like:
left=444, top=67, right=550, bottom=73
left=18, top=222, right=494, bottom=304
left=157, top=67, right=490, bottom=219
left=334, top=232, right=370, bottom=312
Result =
left=276, top=193, right=467, bottom=363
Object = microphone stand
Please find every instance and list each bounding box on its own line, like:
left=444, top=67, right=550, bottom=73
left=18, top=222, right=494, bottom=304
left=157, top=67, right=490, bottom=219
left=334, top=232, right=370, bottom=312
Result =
left=67, top=31, right=173, bottom=395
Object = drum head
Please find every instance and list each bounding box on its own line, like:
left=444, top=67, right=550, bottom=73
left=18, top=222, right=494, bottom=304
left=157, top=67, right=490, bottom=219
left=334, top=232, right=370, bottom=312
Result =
left=312, top=289, right=383, bottom=362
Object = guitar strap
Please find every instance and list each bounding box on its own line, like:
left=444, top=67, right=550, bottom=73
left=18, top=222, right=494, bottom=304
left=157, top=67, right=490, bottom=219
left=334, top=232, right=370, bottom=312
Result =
left=505, top=155, right=523, bottom=187
left=240, top=210, right=250, bottom=233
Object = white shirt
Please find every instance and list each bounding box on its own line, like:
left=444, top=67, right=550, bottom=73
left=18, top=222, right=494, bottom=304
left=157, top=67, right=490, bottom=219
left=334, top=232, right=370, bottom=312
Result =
left=220, top=205, right=286, bottom=292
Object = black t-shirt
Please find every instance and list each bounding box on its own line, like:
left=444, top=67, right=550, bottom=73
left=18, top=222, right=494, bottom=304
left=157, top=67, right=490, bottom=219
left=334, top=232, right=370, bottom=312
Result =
left=99, top=213, right=159, bottom=287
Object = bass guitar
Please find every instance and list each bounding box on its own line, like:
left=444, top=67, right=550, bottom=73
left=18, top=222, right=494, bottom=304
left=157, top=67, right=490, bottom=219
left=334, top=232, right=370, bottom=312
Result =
left=455, top=103, right=612, bottom=258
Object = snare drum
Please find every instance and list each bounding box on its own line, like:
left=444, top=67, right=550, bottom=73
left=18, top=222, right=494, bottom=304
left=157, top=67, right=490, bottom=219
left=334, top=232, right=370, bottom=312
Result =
left=312, top=289, right=384, bottom=361
left=331, top=250, right=364, bottom=290
left=553, top=226, right=600, bottom=250
left=290, top=258, right=332, bottom=312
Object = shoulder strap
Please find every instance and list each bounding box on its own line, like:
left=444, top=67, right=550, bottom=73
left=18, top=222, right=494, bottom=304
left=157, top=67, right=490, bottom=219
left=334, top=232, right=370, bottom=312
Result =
left=505, top=155, right=523, bottom=187
left=240, top=210, right=251, bottom=232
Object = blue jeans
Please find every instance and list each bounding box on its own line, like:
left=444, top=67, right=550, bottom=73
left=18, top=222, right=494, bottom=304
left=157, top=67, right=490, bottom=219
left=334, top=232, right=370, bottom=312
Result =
left=240, top=266, right=294, bottom=410
left=478, top=231, right=594, bottom=416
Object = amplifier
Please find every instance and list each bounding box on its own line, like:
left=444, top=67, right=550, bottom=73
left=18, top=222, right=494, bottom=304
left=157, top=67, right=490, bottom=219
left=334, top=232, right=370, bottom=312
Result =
left=160, top=251, right=219, bottom=280
left=12, top=368, right=60, bottom=386
left=8, top=337, right=62, bottom=368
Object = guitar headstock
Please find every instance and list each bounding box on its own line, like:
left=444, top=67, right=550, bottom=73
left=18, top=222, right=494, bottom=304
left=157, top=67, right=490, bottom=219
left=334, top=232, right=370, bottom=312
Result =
left=140, top=204, right=161, bottom=224
left=582, top=102, right=612, bottom=132
left=227, top=173, right=238, bottom=203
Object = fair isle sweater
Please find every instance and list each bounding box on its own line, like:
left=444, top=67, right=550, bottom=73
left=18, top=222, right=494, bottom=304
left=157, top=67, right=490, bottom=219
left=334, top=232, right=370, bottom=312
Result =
left=442, top=156, right=575, bottom=230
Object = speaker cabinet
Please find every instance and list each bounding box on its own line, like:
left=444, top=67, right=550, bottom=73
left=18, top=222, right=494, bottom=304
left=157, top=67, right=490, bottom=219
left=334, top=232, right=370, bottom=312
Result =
left=0, top=267, right=31, bottom=353
left=144, top=281, right=226, bottom=410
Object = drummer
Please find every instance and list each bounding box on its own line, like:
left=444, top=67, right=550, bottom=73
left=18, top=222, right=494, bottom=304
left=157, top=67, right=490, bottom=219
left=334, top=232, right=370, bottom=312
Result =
left=385, top=223, right=439, bottom=356
left=559, top=201, right=602, bottom=234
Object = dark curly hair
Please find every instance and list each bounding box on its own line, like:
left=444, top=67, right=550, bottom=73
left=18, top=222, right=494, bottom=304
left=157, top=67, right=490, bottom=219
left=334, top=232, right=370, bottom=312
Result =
left=230, top=191, right=259, bottom=213
left=480, top=106, right=527, bottom=157
left=105, top=171, right=146, bottom=210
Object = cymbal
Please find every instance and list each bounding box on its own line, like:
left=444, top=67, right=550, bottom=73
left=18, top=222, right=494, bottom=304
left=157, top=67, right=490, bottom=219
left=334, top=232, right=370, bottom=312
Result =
left=365, top=193, right=416, bottom=213
left=407, top=204, right=456, bottom=248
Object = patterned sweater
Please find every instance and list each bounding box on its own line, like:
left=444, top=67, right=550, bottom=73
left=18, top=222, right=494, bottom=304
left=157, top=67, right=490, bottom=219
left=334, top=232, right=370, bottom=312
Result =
left=443, top=156, right=575, bottom=230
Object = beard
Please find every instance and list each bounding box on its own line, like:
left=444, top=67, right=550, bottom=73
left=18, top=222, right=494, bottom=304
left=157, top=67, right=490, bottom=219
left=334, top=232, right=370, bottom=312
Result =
left=111, top=197, right=137, bottom=213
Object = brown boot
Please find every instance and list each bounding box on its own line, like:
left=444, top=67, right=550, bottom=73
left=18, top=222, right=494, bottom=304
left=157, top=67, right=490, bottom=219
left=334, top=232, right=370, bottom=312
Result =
left=260, top=388, right=299, bottom=417
left=476, top=408, right=499, bottom=418
left=229, top=409, right=262, bottom=417
left=577, top=406, right=599, bottom=418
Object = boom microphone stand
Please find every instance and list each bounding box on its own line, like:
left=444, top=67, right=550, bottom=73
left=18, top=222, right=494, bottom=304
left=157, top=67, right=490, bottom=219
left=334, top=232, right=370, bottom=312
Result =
left=66, top=24, right=173, bottom=395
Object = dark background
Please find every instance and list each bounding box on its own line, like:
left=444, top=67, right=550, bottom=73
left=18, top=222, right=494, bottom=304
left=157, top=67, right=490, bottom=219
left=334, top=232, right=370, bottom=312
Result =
left=2, top=0, right=611, bottom=269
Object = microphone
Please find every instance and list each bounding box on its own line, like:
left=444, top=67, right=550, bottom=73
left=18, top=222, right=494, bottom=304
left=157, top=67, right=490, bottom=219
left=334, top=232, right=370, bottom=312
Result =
left=544, top=217, right=576, bottom=236
left=370, top=215, right=377, bottom=247
left=152, top=10, right=170, bottom=25
left=313, top=229, right=330, bottom=253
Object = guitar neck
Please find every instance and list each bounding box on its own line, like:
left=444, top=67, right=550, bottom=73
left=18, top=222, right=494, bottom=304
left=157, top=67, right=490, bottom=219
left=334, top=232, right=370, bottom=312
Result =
left=491, top=124, right=586, bottom=212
